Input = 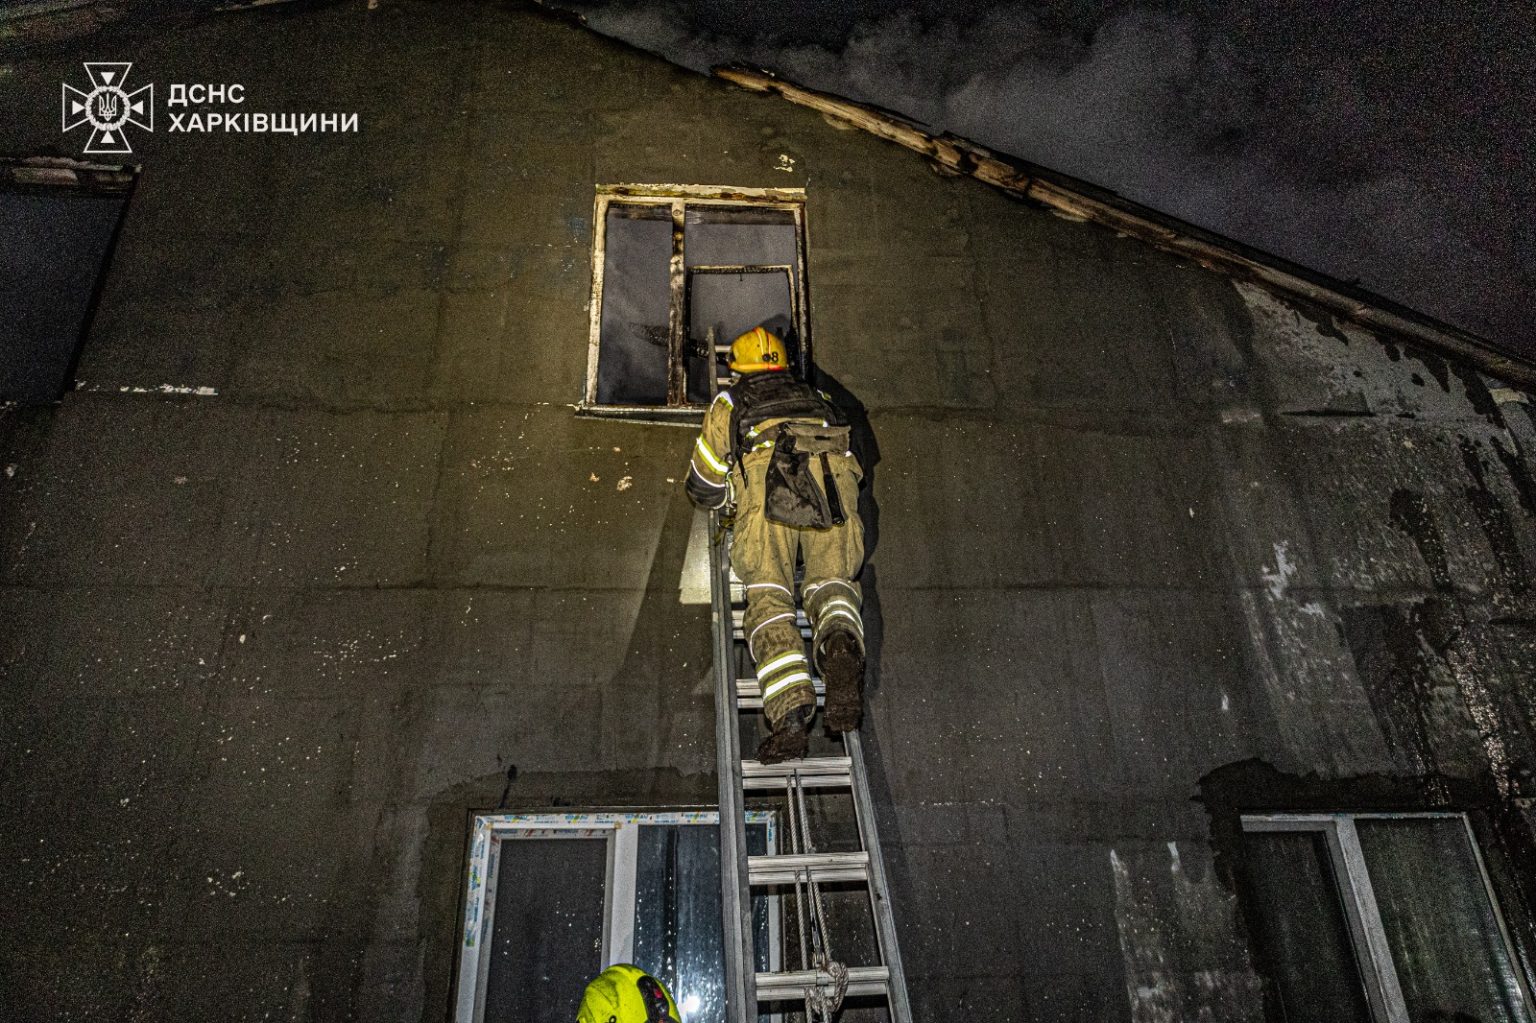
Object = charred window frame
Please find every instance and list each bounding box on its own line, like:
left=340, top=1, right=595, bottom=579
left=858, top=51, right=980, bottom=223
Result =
left=0, top=157, right=136, bottom=404
left=581, top=184, right=811, bottom=423
left=1241, top=812, right=1535, bottom=1023
left=453, top=810, right=780, bottom=1023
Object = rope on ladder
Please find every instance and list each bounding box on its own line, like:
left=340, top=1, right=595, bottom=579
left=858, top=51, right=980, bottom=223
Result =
left=787, top=767, right=849, bottom=1021
left=804, top=959, right=849, bottom=1021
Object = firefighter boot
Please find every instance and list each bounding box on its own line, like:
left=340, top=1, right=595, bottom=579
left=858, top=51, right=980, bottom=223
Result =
left=757, top=705, right=813, bottom=765
left=819, top=630, right=865, bottom=732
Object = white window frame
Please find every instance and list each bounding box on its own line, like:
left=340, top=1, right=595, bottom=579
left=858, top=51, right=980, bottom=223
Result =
left=581, top=183, right=811, bottom=422
left=453, top=810, right=778, bottom=1023
left=1242, top=811, right=1535, bottom=1023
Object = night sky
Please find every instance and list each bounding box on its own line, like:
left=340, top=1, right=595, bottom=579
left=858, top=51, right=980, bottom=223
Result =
left=569, top=0, right=1536, bottom=361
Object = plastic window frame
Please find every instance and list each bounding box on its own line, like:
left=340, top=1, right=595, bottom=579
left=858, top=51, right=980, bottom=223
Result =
left=580, top=184, right=811, bottom=425
left=453, top=809, right=779, bottom=1023
left=1241, top=811, right=1536, bottom=1023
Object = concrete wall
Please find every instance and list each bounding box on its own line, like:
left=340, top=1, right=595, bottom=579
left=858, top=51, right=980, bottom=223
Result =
left=2, top=2, right=1535, bottom=1020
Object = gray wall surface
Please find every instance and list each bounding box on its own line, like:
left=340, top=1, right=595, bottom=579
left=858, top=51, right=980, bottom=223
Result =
left=2, top=2, right=1536, bottom=1021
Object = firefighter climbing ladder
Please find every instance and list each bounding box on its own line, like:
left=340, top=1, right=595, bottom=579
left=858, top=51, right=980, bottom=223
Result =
left=709, top=518, right=913, bottom=1023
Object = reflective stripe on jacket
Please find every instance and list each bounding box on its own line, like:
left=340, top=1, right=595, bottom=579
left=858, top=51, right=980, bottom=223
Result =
left=685, top=392, right=734, bottom=509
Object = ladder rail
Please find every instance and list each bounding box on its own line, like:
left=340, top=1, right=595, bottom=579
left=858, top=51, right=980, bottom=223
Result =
left=710, top=514, right=757, bottom=1022
left=713, top=517, right=913, bottom=1023
left=846, top=728, right=915, bottom=1022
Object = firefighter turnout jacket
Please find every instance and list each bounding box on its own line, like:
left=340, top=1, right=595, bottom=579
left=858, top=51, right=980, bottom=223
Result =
left=685, top=370, right=866, bottom=725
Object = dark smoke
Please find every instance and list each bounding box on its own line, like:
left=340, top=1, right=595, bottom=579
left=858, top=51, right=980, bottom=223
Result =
left=570, top=0, right=1536, bottom=359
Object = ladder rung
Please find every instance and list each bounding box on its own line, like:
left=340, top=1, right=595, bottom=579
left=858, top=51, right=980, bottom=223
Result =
left=737, top=695, right=823, bottom=711
left=748, top=851, right=869, bottom=886
left=738, top=696, right=823, bottom=711
left=732, top=608, right=810, bottom=628
left=741, top=755, right=851, bottom=789
left=733, top=625, right=814, bottom=641
left=755, top=965, right=891, bottom=1001
left=730, top=578, right=803, bottom=603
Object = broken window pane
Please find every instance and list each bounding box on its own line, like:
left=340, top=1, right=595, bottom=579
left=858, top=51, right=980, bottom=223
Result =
left=589, top=198, right=807, bottom=410
left=686, top=269, right=794, bottom=404
left=685, top=206, right=802, bottom=377
left=482, top=838, right=607, bottom=1023
left=684, top=206, right=797, bottom=271
left=0, top=190, right=127, bottom=403
left=1243, top=829, right=1373, bottom=1023
left=597, top=203, right=673, bottom=406
left=1357, top=819, right=1533, bottom=1023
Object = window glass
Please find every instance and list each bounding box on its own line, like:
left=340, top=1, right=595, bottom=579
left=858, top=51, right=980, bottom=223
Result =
left=1357, top=819, right=1533, bottom=1023
left=1243, top=829, right=1374, bottom=1023
left=1, top=191, right=127, bottom=402
left=632, top=823, right=772, bottom=1023
left=482, top=838, right=607, bottom=1023
left=598, top=203, right=673, bottom=406
left=635, top=824, right=724, bottom=1021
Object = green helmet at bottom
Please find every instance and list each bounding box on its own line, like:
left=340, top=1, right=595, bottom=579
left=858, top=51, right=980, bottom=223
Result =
left=576, top=964, right=680, bottom=1023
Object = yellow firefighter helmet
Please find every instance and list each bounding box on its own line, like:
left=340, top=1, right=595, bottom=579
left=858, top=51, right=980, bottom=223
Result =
left=728, top=326, right=789, bottom=373
left=576, top=964, right=680, bottom=1023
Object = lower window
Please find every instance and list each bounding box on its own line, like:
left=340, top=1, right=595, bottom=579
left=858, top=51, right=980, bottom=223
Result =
left=454, top=811, right=777, bottom=1023
left=1241, top=812, right=1534, bottom=1023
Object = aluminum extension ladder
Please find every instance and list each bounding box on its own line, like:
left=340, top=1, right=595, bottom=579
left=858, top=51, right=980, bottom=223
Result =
left=709, top=516, right=913, bottom=1023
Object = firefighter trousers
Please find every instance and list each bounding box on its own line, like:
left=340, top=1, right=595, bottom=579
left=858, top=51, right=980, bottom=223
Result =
left=733, top=447, right=865, bottom=726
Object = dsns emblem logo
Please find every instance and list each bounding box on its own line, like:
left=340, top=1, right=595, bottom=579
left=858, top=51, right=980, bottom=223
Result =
left=62, top=62, right=153, bottom=155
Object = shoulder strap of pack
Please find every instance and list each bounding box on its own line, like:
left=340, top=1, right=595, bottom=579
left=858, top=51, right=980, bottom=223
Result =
left=729, top=384, right=746, bottom=460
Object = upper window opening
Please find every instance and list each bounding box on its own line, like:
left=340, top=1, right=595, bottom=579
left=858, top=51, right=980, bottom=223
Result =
left=584, top=185, right=809, bottom=420
left=0, top=159, right=134, bottom=404
left=1240, top=812, right=1535, bottom=1023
